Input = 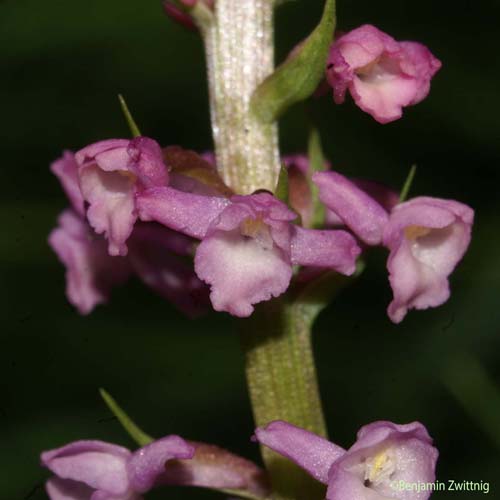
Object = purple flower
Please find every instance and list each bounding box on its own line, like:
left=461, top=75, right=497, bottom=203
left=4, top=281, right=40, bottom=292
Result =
left=326, top=25, right=441, bottom=123
left=75, top=137, right=169, bottom=256
left=49, top=210, right=207, bottom=316
left=48, top=210, right=131, bottom=315
left=49, top=149, right=209, bottom=316
left=313, top=171, right=474, bottom=322
left=384, top=197, right=474, bottom=323
left=41, top=437, right=269, bottom=500
left=254, top=420, right=438, bottom=500
left=41, top=436, right=194, bottom=499
left=193, top=193, right=298, bottom=317
left=137, top=188, right=360, bottom=316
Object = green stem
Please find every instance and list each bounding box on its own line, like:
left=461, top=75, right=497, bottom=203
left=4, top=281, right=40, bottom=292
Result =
left=241, top=299, right=326, bottom=500
left=198, top=0, right=281, bottom=194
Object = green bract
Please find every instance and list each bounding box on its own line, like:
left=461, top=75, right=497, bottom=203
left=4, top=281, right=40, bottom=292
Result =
left=250, top=0, right=335, bottom=123
left=100, top=388, right=153, bottom=446
left=118, top=94, right=142, bottom=138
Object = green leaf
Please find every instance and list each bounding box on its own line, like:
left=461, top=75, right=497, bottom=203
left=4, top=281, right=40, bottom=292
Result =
left=118, top=94, right=141, bottom=138
left=399, top=164, right=417, bottom=202
left=307, top=127, right=327, bottom=228
left=99, top=388, right=153, bottom=446
left=250, top=0, right=335, bottom=123
left=275, top=163, right=289, bottom=203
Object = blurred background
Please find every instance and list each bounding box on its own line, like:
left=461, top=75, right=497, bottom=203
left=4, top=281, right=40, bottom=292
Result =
left=1, top=0, right=499, bottom=498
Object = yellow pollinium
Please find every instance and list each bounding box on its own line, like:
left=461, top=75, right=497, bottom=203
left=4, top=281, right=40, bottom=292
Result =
left=404, top=224, right=431, bottom=240
left=368, top=452, right=388, bottom=481
left=365, top=449, right=395, bottom=485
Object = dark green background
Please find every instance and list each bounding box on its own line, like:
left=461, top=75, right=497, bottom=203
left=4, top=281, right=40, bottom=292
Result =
left=1, top=0, right=499, bottom=498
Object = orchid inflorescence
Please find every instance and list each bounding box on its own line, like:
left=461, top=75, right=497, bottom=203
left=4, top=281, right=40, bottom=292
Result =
left=43, top=1, right=473, bottom=499
left=49, top=138, right=472, bottom=323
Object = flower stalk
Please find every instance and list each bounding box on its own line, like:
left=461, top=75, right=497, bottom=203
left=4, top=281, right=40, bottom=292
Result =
left=241, top=299, right=327, bottom=500
left=198, top=0, right=281, bottom=194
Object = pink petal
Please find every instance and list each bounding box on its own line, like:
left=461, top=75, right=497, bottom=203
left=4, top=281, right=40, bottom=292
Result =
left=48, top=210, right=130, bottom=315
left=80, top=167, right=137, bottom=256
left=313, top=171, right=389, bottom=245
left=254, top=421, right=345, bottom=484
left=195, top=229, right=292, bottom=317
left=45, top=477, right=94, bottom=500
left=51, top=151, right=85, bottom=216
left=291, top=226, right=361, bottom=275
left=326, top=468, right=389, bottom=500
left=335, top=25, right=400, bottom=70
left=127, top=436, right=195, bottom=493
left=400, top=42, right=442, bottom=105
left=41, top=441, right=131, bottom=496
left=137, top=187, right=231, bottom=239
left=75, top=140, right=130, bottom=168
left=127, top=137, right=169, bottom=189
left=350, top=73, right=418, bottom=124
left=352, top=421, right=434, bottom=450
